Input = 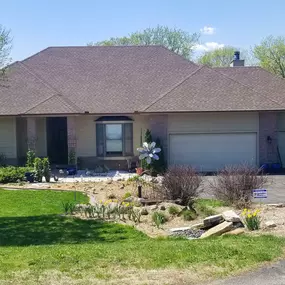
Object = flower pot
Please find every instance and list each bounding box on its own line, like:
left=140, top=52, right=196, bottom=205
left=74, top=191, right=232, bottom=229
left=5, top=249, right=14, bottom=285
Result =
left=45, top=175, right=51, bottom=182
left=136, top=167, right=143, bottom=175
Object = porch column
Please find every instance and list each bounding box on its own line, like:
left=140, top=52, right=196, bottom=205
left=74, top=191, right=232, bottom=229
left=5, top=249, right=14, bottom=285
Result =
left=27, top=117, right=37, bottom=151
left=67, top=116, right=77, bottom=164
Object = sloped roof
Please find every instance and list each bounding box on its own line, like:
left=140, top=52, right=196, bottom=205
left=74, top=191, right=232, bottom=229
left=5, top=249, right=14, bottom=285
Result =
left=0, top=46, right=285, bottom=115
left=144, top=66, right=284, bottom=112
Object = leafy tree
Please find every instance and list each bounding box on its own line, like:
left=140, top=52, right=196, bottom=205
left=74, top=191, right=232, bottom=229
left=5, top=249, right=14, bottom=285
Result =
left=0, top=25, right=12, bottom=72
left=253, top=35, right=285, bottom=77
left=198, top=46, right=236, bottom=67
left=89, top=25, right=200, bottom=59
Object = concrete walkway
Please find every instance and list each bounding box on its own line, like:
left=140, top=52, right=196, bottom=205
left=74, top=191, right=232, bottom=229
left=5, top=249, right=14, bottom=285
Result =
left=206, top=260, right=285, bottom=285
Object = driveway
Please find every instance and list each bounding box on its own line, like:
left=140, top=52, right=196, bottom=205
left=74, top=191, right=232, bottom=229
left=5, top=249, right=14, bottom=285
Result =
left=201, top=175, right=285, bottom=204
left=206, top=260, right=285, bottom=285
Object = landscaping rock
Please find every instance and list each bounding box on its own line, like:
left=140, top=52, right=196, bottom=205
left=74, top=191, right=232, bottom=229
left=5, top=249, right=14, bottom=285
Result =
left=170, top=228, right=205, bottom=239
left=222, top=228, right=245, bottom=236
left=265, top=221, right=277, bottom=228
left=200, top=221, right=233, bottom=238
left=190, top=222, right=204, bottom=230
left=222, top=210, right=241, bottom=223
left=160, top=205, right=166, bottom=211
left=203, top=214, right=224, bottom=228
left=124, top=196, right=134, bottom=202
left=169, top=227, right=191, bottom=232
left=140, top=208, right=149, bottom=215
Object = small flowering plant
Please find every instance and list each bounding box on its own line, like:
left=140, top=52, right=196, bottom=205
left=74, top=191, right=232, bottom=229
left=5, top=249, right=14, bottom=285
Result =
left=137, top=142, right=161, bottom=164
left=242, top=208, right=261, bottom=231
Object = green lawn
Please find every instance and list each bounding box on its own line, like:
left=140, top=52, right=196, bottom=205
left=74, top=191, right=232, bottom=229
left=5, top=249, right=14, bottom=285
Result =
left=0, top=189, right=284, bottom=285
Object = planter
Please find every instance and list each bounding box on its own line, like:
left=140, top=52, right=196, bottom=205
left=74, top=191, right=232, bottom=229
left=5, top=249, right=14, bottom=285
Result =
left=25, top=172, right=34, bottom=183
left=136, top=167, right=143, bottom=175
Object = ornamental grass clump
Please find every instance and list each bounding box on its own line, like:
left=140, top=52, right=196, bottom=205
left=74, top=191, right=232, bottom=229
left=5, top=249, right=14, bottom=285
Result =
left=242, top=208, right=261, bottom=231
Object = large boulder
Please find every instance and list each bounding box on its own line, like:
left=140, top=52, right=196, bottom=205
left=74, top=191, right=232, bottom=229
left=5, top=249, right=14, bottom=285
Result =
left=222, top=210, right=241, bottom=223
left=200, top=221, right=233, bottom=238
left=203, top=214, right=224, bottom=228
left=222, top=228, right=245, bottom=236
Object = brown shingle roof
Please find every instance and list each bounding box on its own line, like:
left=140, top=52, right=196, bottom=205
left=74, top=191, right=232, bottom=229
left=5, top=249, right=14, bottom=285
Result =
left=144, top=66, right=284, bottom=112
left=1, top=46, right=285, bottom=115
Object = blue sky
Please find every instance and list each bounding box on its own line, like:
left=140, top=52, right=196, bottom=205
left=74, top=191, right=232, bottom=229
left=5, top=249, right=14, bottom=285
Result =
left=2, top=0, right=285, bottom=61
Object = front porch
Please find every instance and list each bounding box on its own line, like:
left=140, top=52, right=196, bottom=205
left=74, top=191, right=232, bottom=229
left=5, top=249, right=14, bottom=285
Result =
left=15, top=115, right=148, bottom=170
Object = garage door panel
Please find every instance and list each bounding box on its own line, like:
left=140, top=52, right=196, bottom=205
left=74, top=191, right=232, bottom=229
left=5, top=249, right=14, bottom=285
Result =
left=169, top=133, right=257, bottom=171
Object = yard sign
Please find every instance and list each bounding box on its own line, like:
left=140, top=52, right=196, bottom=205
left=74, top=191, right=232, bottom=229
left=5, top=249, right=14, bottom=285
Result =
left=252, top=189, right=268, bottom=199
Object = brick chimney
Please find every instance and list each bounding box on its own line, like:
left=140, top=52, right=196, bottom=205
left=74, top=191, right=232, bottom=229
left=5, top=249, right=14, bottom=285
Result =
left=230, top=51, right=244, bottom=67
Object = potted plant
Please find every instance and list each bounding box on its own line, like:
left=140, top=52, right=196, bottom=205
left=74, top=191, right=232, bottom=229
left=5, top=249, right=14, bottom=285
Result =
left=42, top=157, right=51, bottom=182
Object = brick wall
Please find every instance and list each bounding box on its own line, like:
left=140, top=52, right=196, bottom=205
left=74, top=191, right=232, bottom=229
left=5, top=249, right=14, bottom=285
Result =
left=259, top=112, right=278, bottom=165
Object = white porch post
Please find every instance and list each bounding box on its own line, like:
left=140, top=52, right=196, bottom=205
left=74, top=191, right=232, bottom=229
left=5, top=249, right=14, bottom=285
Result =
left=67, top=116, right=77, bottom=164
left=27, top=117, right=37, bottom=151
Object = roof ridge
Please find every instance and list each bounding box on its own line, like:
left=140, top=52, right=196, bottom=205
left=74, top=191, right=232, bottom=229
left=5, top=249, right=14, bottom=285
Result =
left=142, top=65, right=204, bottom=111
left=18, top=61, right=60, bottom=95
left=24, top=94, right=81, bottom=114
left=212, top=67, right=284, bottom=107
left=18, top=62, right=83, bottom=113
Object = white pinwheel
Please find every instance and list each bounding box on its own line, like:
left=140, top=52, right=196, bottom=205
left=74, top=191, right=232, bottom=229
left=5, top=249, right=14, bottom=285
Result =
left=137, top=142, right=161, bottom=164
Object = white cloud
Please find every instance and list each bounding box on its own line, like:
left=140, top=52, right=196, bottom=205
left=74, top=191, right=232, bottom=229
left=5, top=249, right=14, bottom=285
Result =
left=193, top=42, right=225, bottom=52
left=200, top=26, right=216, bottom=35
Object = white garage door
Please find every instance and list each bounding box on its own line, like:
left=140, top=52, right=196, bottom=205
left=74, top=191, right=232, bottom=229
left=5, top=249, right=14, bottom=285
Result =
left=169, top=133, right=257, bottom=171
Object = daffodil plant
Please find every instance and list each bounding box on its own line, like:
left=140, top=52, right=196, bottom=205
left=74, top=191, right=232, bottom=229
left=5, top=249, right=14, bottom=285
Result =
left=137, top=142, right=161, bottom=164
left=242, top=208, right=261, bottom=231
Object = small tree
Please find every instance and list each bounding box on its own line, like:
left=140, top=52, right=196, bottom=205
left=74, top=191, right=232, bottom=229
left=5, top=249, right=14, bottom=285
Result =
left=152, top=138, right=166, bottom=174
left=142, top=129, right=152, bottom=171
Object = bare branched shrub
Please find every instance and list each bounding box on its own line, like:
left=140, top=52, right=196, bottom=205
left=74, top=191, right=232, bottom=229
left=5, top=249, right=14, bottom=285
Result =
left=162, top=166, right=202, bottom=206
left=210, top=165, right=268, bottom=208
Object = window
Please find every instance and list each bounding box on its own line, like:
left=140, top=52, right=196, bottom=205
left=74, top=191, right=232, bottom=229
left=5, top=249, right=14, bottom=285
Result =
left=106, top=124, right=123, bottom=155
left=96, top=118, right=133, bottom=157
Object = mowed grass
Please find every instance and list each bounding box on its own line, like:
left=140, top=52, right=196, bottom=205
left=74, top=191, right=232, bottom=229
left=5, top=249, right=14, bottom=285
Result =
left=0, top=189, right=88, bottom=217
left=0, top=189, right=284, bottom=285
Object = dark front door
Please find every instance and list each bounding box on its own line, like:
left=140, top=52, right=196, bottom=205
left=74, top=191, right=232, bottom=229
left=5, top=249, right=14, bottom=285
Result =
left=46, top=117, right=68, bottom=164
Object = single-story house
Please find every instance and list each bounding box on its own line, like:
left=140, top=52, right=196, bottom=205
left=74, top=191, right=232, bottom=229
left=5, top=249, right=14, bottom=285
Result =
left=1, top=45, right=285, bottom=171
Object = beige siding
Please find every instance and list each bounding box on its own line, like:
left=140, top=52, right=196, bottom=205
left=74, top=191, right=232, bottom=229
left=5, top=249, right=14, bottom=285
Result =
left=168, top=112, right=259, bottom=133
left=76, top=116, right=96, bottom=157
left=0, top=118, right=17, bottom=158
left=277, top=112, right=285, bottom=131
left=132, top=115, right=149, bottom=154
left=75, top=115, right=149, bottom=157
left=36, top=118, right=47, bottom=157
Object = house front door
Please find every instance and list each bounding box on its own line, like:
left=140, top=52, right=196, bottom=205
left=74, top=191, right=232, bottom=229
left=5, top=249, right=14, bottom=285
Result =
left=46, top=117, right=68, bottom=165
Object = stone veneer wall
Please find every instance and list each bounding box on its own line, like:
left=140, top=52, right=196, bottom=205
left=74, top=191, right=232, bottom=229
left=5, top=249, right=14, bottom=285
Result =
left=149, top=114, right=168, bottom=163
left=259, top=112, right=278, bottom=165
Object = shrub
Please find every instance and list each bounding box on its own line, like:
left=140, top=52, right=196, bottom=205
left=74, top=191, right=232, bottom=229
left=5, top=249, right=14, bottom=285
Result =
left=210, top=165, right=267, bottom=208
left=162, top=166, right=202, bottom=206
left=34, top=157, right=44, bottom=182
left=42, top=157, right=51, bottom=182
left=168, top=205, right=180, bottom=216
left=26, top=149, right=36, bottom=168
left=151, top=138, right=166, bottom=175
left=122, top=192, right=132, bottom=200
left=242, top=208, right=261, bottom=230
left=0, top=166, right=32, bottom=183
left=152, top=211, right=168, bottom=228
left=182, top=209, right=197, bottom=221
left=194, top=203, right=216, bottom=217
